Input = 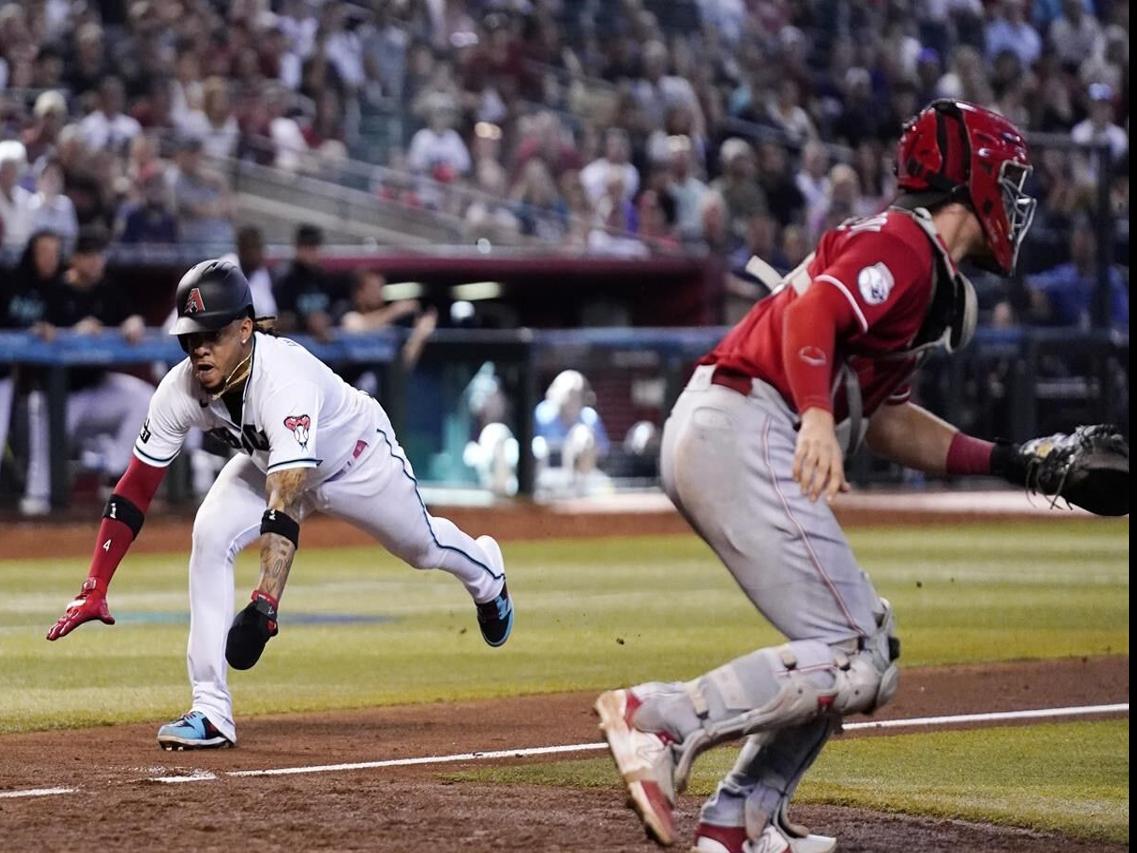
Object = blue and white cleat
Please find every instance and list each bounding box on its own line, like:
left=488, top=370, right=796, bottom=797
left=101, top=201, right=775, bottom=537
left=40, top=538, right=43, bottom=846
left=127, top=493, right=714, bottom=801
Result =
left=156, top=711, right=233, bottom=751
left=475, top=535, right=513, bottom=648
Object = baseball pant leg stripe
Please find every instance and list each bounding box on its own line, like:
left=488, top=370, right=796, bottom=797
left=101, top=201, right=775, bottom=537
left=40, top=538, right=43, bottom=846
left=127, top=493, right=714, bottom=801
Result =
left=760, top=416, right=863, bottom=638
left=373, top=426, right=502, bottom=583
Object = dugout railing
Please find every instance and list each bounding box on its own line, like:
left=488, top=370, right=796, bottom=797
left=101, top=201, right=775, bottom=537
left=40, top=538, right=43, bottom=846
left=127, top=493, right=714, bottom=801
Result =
left=0, top=326, right=1126, bottom=509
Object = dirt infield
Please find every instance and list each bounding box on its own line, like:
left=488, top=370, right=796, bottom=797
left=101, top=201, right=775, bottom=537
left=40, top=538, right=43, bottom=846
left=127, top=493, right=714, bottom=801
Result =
left=0, top=656, right=1127, bottom=851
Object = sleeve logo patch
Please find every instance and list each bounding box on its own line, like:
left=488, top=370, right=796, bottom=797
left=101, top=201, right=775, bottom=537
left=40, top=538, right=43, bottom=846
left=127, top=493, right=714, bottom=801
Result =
left=139, top=418, right=151, bottom=443
left=857, top=263, right=894, bottom=305
left=284, top=415, right=311, bottom=448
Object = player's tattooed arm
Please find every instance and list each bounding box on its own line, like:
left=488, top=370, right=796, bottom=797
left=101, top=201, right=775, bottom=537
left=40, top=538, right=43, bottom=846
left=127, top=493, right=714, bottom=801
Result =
left=256, top=468, right=308, bottom=601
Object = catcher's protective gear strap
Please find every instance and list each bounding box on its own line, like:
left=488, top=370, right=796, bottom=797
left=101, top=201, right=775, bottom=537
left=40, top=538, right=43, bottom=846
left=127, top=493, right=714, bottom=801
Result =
left=670, top=643, right=899, bottom=790
left=260, top=508, right=300, bottom=549
left=103, top=494, right=145, bottom=539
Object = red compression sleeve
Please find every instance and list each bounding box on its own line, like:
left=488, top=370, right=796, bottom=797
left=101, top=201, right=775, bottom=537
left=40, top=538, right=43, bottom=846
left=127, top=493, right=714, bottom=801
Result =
left=945, top=432, right=995, bottom=475
left=781, top=283, right=859, bottom=414
left=86, top=458, right=166, bottom=592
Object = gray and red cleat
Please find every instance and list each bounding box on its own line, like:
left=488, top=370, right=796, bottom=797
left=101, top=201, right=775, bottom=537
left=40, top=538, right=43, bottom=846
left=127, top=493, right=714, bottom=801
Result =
left=595, top=688, right=679, bottom=846
left=690, top=810, right=836, bottom=853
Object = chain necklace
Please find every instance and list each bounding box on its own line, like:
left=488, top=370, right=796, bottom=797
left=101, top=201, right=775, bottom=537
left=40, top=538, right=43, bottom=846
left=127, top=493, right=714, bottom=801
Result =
left=208, top=351, right=253, bottom=401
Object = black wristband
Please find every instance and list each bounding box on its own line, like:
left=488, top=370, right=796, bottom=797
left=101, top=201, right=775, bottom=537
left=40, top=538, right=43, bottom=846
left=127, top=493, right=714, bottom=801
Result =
left=990, top=439, right=1028, bottom=487
left=104, top=494, right=145, bottom=539
left=260, top=508, right=300, bottom=549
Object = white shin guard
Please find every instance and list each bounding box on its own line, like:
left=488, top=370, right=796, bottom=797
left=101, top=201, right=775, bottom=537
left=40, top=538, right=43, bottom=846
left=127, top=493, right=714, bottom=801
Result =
left=638, top=635, right=898, bottom=792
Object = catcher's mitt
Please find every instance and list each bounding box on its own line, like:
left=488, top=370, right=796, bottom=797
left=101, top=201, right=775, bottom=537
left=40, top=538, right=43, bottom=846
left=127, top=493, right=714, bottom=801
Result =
left=1006, top=425, right=1129, bottom=516
left=226, top=593, right=279, bottom=671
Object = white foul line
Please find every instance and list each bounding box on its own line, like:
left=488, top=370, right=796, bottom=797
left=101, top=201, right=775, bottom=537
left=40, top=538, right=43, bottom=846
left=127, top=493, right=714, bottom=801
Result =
left=0, top=787, right=78, bottom=799
left=152, top=701, right=1129, bottom=783
left=2, top=703, right=1125, bottom=795
left=842, top=703, right=1129, bottom=731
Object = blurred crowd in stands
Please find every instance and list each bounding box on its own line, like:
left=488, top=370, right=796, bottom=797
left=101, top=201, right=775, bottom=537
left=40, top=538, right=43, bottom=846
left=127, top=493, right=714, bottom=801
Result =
left=0, top=1, right=1128, bottom=290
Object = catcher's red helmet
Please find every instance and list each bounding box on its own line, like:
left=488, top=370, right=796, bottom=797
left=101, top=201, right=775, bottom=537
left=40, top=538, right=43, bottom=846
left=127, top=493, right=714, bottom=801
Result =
left=896, top=100, right=1035, bottom=275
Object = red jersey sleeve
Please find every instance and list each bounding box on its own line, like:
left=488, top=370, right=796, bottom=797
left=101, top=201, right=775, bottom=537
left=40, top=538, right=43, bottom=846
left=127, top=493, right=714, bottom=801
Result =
left=809, top=222, right=933, bottom=335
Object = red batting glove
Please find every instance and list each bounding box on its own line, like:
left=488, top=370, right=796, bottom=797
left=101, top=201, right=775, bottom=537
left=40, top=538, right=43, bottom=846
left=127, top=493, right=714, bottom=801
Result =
left=46, top=578, right=116, bottom=641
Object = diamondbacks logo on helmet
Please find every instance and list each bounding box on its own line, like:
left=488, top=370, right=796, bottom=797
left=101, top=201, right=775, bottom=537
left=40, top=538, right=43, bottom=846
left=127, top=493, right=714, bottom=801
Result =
left=284, top=415, right=311, bottom=449
left=184, top=287, right=206, bottom=315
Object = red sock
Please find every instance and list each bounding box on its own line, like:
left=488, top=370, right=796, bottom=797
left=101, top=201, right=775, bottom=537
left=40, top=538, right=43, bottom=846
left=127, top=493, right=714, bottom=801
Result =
left=945, top=432, right=995, bottom=475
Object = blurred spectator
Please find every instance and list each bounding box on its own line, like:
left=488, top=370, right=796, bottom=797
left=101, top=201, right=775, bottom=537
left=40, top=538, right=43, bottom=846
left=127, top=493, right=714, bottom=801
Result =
left=635, top=189, right=679, bottom=250
left=1071, top=84, right=1128, bottom=161
left=511, top=112, right=582, bottom=183
left=27, top=159, right=78, bottom=251
left=1049, top=0, right=1104, bottom=68
left=730, top=212, right=787, bottom=275
left=985, top=0, right=1043, bottom=67
left=633, top=41, right=707, bottom=142
left=757, top=142, right=805, bottom=228
left=999, top=216, right=1129, bottom=332
left=21, top=228, right=149, bottom=513
left=937, top=45, right=993, bottom=104
left=5, top=230, right=64, bottom=330
left=765, top=79, right=817, bottom=145
left=339, top=269, right=438, bottom=369
left=588, top=168, right=646, bottom=257
left=233, top=226, right=276, bottom=317
left=274, top=224, right=345, bottom=342
left=0, top=141, right=32, bottom=253
left=809, top=163, right=868, bottom=239
left=698, top=190, right=732, bottom=255
left=781, top=224, right=810, bottom=270
left=511, top=159, right=568, bottom=241
left=795, top=141, right=830, bottom=223
left=665, top=135, right=708, bottom=240
left=462, top=362, right=519, bottom=497
left=22, top=91, right=68, bottom=168
left=465, top=157, right=523, bottom=244
left=581, top=128, right=640, bottom=207
left=361, top=2, right=409, bottom=100
left=406, top=93, right=471, bottom=181
left=534, top=369, right=610, bottom=486
left=117, top=165, right=178, bottom=244
left=0, top=230, right=64, bottom=508
left=711, top=138, right=766, bottom=241
left=171, top=136, right=235, bottom=248
left=64, top=22, right=111, bottom=98
left=831, top=68, right=887, bottom=147
left=854, top=140, right=893, bottom=214
left=170, top=42, right=205, bottom=127
left=177, top=77, right=240, bottom=160
left=78, top=77, right=142, bottom=154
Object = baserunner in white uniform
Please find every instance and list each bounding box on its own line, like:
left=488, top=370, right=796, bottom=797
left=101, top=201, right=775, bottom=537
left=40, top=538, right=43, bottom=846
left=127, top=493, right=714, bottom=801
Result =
left=46, top=259, right=514, bottom=750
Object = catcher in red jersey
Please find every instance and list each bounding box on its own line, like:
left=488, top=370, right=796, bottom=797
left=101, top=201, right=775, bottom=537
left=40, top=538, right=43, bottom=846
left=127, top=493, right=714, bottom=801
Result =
left=595, top=100, right=1129, bottom=853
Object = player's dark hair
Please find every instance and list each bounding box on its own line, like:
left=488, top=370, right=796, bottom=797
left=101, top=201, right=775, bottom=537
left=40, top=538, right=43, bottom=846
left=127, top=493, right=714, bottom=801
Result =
left=253, top=315, right=278, bottom=337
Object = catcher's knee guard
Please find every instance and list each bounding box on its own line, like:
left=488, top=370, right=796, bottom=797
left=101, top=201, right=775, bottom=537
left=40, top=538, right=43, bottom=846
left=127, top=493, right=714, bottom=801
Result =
left=652, top=605, right=899, bottom=791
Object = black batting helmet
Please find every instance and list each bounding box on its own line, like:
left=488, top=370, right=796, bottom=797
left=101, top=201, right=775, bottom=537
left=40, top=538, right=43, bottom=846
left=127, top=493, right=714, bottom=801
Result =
left=169, top=258, right=254, bottom=338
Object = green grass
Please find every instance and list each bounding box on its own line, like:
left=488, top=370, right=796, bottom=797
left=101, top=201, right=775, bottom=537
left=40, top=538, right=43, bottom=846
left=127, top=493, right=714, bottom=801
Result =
left=0, top=520, right=1128, bottom=733
left=449, top=720, right=1130, bottom=844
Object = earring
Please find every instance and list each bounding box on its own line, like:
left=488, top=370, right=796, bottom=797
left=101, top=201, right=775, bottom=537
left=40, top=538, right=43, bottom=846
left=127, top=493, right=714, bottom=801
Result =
left=241, top=339, right=248, bottom=345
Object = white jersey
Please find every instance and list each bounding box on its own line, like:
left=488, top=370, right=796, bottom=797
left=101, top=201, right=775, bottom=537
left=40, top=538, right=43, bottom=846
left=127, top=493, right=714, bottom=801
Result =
left=134, top=333, right=377, bottom=483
